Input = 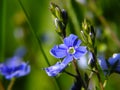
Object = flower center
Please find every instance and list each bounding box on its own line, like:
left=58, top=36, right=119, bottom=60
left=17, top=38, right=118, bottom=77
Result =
left=68, top=47, right=75, bottom=54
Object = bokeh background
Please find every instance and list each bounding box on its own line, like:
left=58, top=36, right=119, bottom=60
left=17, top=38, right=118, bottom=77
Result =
left=1, top=0, right=120, bottom=90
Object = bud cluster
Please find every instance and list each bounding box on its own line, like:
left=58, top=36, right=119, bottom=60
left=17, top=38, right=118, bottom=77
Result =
left=50, top=2, right=68, bottom=38
left=81, top=19, right=96, bottom=49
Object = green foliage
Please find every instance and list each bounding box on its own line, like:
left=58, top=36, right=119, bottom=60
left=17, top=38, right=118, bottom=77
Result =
left=1, top=0, right=120, bottom=90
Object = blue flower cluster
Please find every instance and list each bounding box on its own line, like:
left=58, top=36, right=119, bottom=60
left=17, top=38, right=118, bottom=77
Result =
left=99, top=53, right=120, bottom=74
left=0, top=56, right=30, bottom=79
left=45, top=34, right=87, bottom=76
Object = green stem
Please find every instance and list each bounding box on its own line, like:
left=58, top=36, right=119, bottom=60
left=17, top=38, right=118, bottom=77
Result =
left=92, top=52, right=104, bottom=90
left=1, top=0, right=7, bottom=62
left=7, top=78, right=16, bottom=90
left=17, top=0, right=61, bottom=90
left=73, top=59, right=86, bottom=89
left=17, top=0, right=50, bottom=66
left=64, top=70, right=76, bottom=78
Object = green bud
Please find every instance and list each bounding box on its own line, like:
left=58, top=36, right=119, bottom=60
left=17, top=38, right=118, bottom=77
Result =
left=55, top=7, right=62, bottom=20
left=54, top=18, right=66, bottom=38
left=50, top=2, right=62, bottom=20
left=81, top=19, right=96, bottom=46
left=82, top=19, right=89, bottom=31
left=50, top=2, right=57, bottom=17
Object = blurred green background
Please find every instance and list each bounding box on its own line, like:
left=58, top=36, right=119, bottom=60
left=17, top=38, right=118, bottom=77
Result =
left=0, top=0, right=120, bottom=90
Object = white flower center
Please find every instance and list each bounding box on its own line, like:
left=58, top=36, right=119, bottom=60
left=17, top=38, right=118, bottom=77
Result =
left=68, top=47, right=76, bottom=54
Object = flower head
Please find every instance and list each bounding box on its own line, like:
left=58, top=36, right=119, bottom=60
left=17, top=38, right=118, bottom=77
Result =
left=98, top=53, right=120, bottom=75
left=45, top=34, right=87, bottom=76
left=0, top=56, right=30, bottom=79
left=51, top=34, right=87, bottom=61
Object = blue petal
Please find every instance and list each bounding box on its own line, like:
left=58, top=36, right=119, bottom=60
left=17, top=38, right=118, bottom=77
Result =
left=45, top=62, right=66, bottom=76
left=0, top=57, right=30, bottom=80
left=62, top=55, right=73, bottom=64
left=73, top=46, right=87, bottom=59
left=109, top=53, right=120, bottom=65
left=64, top=34, right=78, bottom=47
left=5, top=56, right=23, bottom=67
left=5, top=62, right=30, bottom=79
left=98, top=57, right=108, bottom=71
left=108, top=53, right=120, bottom=72
left=74, top=40, right=81, bottom=48
left=50, top=45, right=67, bottom=58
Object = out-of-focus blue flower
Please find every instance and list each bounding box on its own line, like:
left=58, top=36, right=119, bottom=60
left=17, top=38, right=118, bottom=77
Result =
left=108, top=53, right=120, bottom=73
left=0, top=56, right=30, bottom=79
left=98, top=53, right=120, bottom=75
left=98, top=55, right=108, bottom=72
left=45, top=34, right=87, bottom=76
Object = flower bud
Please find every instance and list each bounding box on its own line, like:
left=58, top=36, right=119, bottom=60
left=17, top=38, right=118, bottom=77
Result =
left=61, top=9, right=68, bottom=25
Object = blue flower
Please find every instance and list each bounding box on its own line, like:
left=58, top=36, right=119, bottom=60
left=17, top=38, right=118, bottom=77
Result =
left=108, top=53, right=120, bottom=73
left=98, top=56, right=108, bottom=73
left=45, top=34, right=87, bottom=76
left=98, top=53, right=120, bottom=75
left=0, top=56, right=30, bottom=79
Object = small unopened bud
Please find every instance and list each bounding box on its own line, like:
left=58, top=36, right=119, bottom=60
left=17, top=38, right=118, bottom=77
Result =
left=50, top=2, right=56, bottom=17
left=61, top=9, right=68, bottom=25
left=54, top=18, right=66, bottom=38
left=55, top=7, right=62, bottom=20
left=90, top=25, right=95, bottom=45
left=82, top=19, right=88, bottom=31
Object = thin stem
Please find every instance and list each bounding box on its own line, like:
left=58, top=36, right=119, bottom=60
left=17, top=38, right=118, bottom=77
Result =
left=92, top=52, right=104, bottom=90
left=72, top=59, right=86, bottom=89
left=7, top=78, right=16, bottom=90
left=64, top=70, right=77, bottom=78
left=87, top=69, right=94, bottom=88
left=17, top=0, right=50, bottom=66
left=17, top=0, right=60, bottom=90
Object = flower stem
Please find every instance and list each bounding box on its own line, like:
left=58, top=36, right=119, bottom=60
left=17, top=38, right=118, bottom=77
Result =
left=64, top=70, right=76, bottom=78
left=17, top=0, right=61, bottom=90
left=7, top=78, right=16, bottom=90
left=73, top=59, right=86, bottom=89
left=92, top=52, right=104, bottom=90
left=17, top=0, right=50, bottom=66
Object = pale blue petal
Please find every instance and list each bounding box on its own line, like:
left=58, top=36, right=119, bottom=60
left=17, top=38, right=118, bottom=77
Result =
left=58, top=44, right=68, bottom=50
left=5, top=56, right=23, bottom=67
left=45, top=62, right=66, bottom=76
left=73, top=46, right=87, bottom=59
left=64, top=34, right=78, bottom=47
left=50, top=45, right=67, bottom=58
